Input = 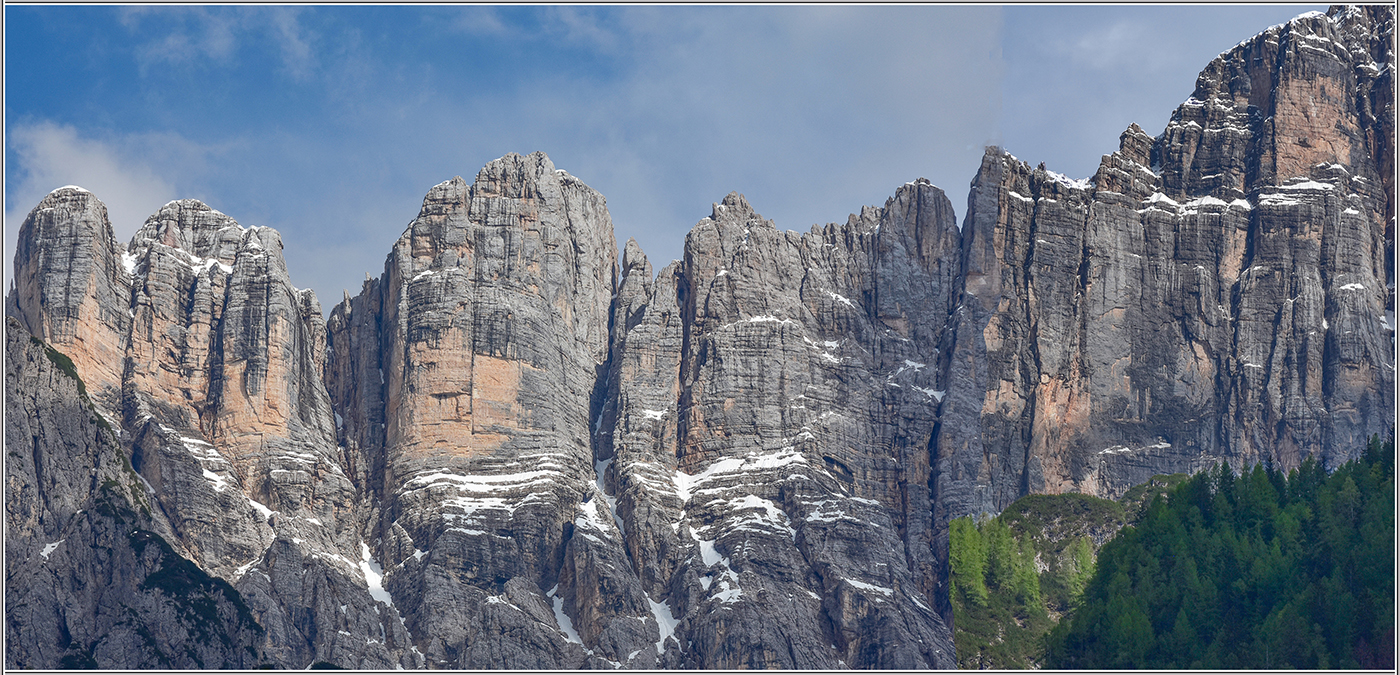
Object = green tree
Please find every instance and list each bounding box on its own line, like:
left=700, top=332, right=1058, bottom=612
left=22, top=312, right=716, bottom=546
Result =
left=983, top=518, right=1017, bottom=592
left=1011, top=537, right=1041, bottom=607
left=1062, top=536, right=1094, bottom=599
left=948, top=516, right=988, bottom=607
left=1045, top=434, right=1394, bottom=669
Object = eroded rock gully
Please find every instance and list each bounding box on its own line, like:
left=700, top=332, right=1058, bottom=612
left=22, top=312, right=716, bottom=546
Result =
left=5, top=6, right=1392, bottom=669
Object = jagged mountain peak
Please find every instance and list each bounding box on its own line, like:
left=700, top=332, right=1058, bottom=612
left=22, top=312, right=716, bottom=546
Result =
left=129, top=198, right=247, bottom=266
left=6, top=7, right=1392, bottom=670
left=621, top=237, right=651, bottom=277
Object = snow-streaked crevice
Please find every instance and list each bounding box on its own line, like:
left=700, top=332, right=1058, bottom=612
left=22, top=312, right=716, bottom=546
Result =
left=688, top=527, right=743, bottom=604
left=247, top=497, right=274, bottom=521
left=647, top=595, right=680, bottom=654
left=359, top=540, right=395, bottom=607
left=593, top=458, right=627, bottom=536
left=547, top=585, right=583, bottom=644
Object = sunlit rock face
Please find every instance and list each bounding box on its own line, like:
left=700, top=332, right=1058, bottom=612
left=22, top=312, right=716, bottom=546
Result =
left=4, top=6, right=1391, bottom=670
left=325, top=152, right=633, bottom=668
left=594, top=184, right=961, bottom=668
left=9, top=193, right=416, bottom=670
left=4, top=317, right=266, bottom=670
left=934, top=6, right=1395, bottom=525
left=9, top=186, right=131, bottom=414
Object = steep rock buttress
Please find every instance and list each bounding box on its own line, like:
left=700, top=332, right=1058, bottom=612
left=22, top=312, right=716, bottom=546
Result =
left=934, top=6, right=1394, bottom=522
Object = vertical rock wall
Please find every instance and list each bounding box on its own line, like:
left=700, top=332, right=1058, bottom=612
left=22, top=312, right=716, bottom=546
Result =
left=325, top=153, right=634, bottom=668
left=596, top=186, right=960, bottom=668
left=8, top=195, right=414, bottom=669
left=4, top=6, right=1392, bottom=669
left=935, top=6, right=1395, bottom=522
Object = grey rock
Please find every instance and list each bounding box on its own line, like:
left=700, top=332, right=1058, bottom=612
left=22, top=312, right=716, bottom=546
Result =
left=325, top=153, right=639, bottom=669
left=8, top=187, right=131, bottom=416
left=7, top=193, right=415, bottom=669
left=4, top=7, right=1391, bottom=670
left=601, top=187, right=958, bottom=668
left=5, top=317, right=264, bottom=669
left=934, top=6, right=1394, bottom=523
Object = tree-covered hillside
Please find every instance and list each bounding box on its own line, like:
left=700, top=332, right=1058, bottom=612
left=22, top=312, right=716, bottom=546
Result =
left=947, top=478, right=1185, bottom=668
left=1045, top=435, right=1395, bottom=669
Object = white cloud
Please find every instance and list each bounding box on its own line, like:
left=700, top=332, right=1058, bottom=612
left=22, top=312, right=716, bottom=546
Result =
left=5, top=122, right=183, bottom=235
left=268, top=8, right=317, bottom=81
left=3, top=122, right=209, bottom=292
left=120, top=7, right=318, bottom=79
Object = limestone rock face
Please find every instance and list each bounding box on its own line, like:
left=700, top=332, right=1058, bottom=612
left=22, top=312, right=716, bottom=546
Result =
left=4, top=7, right=1392, bottom=670
left=7, top=196, right=414, bottom=669
left=597, top=186, right=960, bottom=668
left=325, top=152, right=632, bottom=669
left=935, top=6, right=1395, bottom=522
left=8, top=187, right=130, bottom=415
left=5, top=318, right=264, bottom=669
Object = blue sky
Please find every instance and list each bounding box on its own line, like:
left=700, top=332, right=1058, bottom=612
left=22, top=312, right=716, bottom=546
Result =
left=5, top=5, right=1323, bottom=308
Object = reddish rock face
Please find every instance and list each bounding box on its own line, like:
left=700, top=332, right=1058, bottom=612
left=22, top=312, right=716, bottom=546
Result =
left=4, top=7, right=1392, bottom=670
left=9, top=187, right=130, bottom=413
left=9, top=193, right=413, bottom=669
left=936, top=7, right=1394, bottom=521
left=326, top=154, right=628, bottom=668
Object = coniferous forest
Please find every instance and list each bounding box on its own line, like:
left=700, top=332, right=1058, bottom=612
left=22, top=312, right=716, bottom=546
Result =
left=1043, top=435, right=1395, bottom=669
left=947, top=476, right=1183, bottom=668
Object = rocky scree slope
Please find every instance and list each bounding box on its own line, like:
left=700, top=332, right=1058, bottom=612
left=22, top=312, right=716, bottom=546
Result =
left=4, top=5, right=1393, bottom=670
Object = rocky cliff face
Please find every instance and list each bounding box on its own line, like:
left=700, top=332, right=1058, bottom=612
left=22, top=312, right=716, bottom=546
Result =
left=8, top=193, right=415, bottom=669
left=5, top=317, right=265, bottom=669
left=324, top=153, right=631, bottom=669
left=590, top=185, right=960, bottom=668
left=5, top=6, right=1392, bottom=670
left=935, top=6, right=1394, bottom=522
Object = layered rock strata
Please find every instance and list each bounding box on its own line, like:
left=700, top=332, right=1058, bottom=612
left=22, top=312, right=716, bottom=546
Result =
left=3, top=6, right=1393, bottom=670
left=323, top=157, right=961, bottom=669
left=9, top=195, right=415, bottom=669
left=325, top=153, right=635, bottom=668
left=935, top=6, right=1395, bottom=521
left=592, top=186, right=961, bottom=668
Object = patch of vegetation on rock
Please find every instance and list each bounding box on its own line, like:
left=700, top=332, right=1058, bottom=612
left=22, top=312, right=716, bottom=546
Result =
left=131, top=528, right=265, bottom=646
left=949, top=475, right=1186, bottom=668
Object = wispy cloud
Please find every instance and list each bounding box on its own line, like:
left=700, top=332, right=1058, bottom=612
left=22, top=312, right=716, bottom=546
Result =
left=121, top=7, right=238, bottom=73
left=3, top=122, right=196, bottom=291
left=541, top=7, right=622, bottom=52
left=120, top=7, right=317, bottom=79
left=6, top=122, right=183, bottom=236
left=267, top=8, right=317, bottom=81
left=445, top=7, right=509, bottom=36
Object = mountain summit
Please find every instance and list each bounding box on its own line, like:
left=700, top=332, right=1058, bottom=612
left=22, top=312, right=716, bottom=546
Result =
left=5, top=6, right=1392, bottom=669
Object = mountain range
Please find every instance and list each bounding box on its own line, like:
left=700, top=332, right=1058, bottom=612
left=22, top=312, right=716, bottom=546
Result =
left=5, top=5, right=1392, bottom=669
